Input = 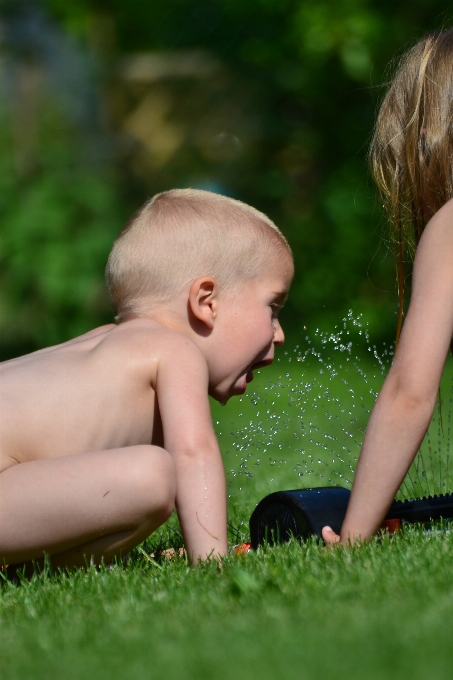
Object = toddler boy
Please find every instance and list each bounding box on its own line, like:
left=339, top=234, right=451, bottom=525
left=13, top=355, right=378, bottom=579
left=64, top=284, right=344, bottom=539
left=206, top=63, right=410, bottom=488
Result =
left=0, top=189, right=293, bottom=567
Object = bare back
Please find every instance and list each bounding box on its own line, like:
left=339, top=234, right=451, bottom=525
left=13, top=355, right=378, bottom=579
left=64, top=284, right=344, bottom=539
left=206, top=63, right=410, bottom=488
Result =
left=0, top=321, right=167, bottom=472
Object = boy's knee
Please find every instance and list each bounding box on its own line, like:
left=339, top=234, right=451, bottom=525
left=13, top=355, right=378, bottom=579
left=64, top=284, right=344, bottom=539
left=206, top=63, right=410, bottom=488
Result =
left=130, top=445, right=176, bottom=522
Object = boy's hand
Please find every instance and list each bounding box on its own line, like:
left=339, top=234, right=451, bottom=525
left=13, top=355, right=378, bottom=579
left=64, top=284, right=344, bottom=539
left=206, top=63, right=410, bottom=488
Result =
left=321, top=526, right=341, bottom=546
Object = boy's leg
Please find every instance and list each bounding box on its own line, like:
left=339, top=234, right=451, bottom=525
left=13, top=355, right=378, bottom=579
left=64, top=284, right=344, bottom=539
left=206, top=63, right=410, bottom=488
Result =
left=0, top=445, right=176, bottom=568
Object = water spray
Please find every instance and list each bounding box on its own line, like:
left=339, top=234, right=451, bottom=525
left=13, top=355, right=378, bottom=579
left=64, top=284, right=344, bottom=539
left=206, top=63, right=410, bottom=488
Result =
left=225, top=314, right=453, bottom=554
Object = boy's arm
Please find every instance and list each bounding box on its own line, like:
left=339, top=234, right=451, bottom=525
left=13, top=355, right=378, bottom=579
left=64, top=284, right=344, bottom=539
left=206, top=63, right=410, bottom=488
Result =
left=155, top=337, right=228, bottom=563
left=324, top=200, right=453, bottom=546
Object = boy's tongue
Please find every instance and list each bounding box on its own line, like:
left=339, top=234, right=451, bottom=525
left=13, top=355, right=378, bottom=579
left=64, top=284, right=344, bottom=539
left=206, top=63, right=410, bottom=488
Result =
left=246, top=370, right=254, bottom=383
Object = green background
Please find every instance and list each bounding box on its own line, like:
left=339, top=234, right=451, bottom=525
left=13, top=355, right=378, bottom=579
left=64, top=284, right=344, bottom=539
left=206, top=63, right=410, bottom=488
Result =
left=4, top=5, right=453, bottom=679
left=2, top=0, right=453, bottom=360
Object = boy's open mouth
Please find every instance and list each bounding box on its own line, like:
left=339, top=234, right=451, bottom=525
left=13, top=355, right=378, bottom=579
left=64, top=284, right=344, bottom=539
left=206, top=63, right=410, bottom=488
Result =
left=244, top=358, right=274, bottom=385
left=233, top=359, right=274, bottom=394
left=251, top=358, right=274, bottom=372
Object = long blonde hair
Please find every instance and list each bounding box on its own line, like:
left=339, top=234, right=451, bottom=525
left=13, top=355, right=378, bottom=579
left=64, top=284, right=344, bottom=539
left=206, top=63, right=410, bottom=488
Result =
left=370, top=29, right=453, bottom=344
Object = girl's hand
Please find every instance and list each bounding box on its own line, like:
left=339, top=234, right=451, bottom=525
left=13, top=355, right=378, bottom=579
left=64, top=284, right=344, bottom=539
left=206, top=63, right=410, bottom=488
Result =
left=322, top=526, right=341, bottom=546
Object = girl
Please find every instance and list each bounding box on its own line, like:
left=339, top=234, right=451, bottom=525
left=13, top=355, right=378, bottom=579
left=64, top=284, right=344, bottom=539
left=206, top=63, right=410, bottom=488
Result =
left=323, top=29, right=453, bottom=545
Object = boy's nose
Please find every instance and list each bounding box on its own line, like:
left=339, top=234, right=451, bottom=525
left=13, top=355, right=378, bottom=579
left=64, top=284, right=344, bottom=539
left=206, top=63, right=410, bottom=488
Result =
left=273, top=320, right=285, bottom=345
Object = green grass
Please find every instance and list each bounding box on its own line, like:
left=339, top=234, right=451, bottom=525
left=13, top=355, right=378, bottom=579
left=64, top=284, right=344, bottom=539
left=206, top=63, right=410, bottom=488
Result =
left=3, top=528, right=453, bottom=680
left=3, top=327, right=453, bottom=679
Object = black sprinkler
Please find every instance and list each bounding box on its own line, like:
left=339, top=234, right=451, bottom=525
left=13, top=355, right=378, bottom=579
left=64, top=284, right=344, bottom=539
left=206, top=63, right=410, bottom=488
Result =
left=249, top=486, right=453, bottom=548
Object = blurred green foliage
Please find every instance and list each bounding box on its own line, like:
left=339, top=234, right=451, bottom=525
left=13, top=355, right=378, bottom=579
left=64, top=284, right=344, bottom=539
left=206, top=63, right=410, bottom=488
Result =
left=1, top=0, right=452, bottom=359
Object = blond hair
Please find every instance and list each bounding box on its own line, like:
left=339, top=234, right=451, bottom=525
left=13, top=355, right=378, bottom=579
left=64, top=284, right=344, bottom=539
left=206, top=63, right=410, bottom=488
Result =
left=370, top=29, right=453, bottom=342
left=106, top=188, right=291, bottom=321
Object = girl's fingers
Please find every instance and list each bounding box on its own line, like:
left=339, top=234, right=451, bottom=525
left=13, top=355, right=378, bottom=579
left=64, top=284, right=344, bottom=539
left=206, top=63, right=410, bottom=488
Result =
left=321, top=526, right=341, bottom=545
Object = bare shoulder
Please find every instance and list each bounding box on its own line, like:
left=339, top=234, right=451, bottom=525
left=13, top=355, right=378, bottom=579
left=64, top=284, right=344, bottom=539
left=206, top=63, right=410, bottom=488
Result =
left=106, top=319, right=207, bottom=372
left=423, top=198, right=453, bottom=241
left=0, top=318, right=206, bottom=397
left=413, top=199, right=453, bottom=274
left=433, top=195, right=453, bottom=220
left=65, top=324, right=117, bottom=344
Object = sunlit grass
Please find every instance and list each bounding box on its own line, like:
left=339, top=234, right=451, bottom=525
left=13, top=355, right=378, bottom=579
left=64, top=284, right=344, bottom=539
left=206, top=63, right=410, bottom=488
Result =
left=2, top=527, right=453, bottom=680
left=3, top=333, right=453, bottom=679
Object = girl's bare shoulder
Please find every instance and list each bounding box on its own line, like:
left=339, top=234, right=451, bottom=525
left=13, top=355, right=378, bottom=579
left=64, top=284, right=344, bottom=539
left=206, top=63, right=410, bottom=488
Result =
left=415, top=198, right=453, bottom=265
left=425, top=198, right=453, bottom=235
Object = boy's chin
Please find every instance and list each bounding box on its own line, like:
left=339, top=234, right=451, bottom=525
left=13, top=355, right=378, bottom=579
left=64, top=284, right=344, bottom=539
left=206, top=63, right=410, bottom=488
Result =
left=232, top=372, right=253, bottom=396
left=236, top=370, right=255, bottom=393
left=211, top=378, right=249, bottom=403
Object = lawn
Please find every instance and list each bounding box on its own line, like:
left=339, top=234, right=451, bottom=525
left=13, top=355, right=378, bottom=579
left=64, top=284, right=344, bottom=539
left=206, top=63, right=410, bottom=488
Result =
left=2, top=530, right=453, bottom=680
left=2, top=320, right=453, bottom=680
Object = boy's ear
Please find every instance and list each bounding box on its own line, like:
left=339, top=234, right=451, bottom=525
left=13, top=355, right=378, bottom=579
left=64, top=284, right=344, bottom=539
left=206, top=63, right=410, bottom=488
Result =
left=188, top=277, right=218, bottom=330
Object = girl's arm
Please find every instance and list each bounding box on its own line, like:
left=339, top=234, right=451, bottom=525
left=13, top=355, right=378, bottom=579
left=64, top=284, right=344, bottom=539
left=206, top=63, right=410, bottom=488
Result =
left=156, top=337, right=228, bottom=563
left=324, top=199, right=453, bottom=545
